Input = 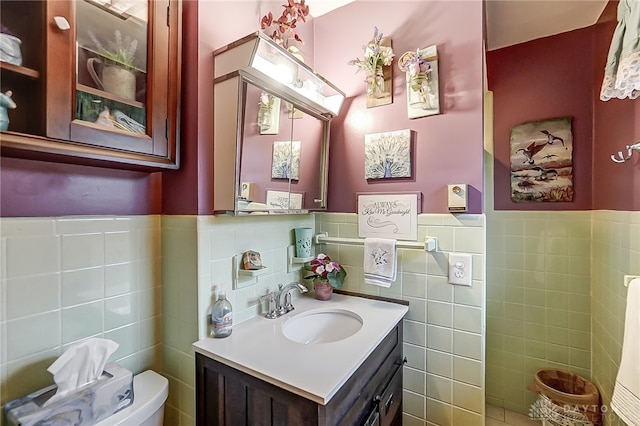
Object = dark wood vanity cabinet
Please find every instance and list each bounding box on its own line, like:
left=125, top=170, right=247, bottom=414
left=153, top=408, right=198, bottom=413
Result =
left=196, top=324, right=404, bottom=426
left=0, top=0, right=180, bottom=169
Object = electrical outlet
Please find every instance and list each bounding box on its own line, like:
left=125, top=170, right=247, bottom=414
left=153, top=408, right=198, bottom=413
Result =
left=240, top=182, right=254, bottom=200
left=449, top=253, right=472, bottom=286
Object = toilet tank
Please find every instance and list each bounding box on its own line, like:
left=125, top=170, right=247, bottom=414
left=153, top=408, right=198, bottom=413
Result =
left=95, top=370, right=168, bottom=426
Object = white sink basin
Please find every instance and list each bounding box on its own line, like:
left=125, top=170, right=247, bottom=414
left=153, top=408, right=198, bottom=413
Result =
left=282, top=308, right=363, bottom=344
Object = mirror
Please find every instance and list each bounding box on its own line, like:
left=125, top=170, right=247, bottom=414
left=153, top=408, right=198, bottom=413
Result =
left=212, top=32, right=344, bottom=215
left=236, top=83, right=327, bottom=214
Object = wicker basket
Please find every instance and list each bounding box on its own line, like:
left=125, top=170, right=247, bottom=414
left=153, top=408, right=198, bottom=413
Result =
left=529, top=369, right=601, bottom=425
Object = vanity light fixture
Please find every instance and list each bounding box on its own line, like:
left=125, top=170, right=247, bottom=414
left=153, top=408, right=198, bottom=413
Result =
left=213, top=31, right=345, bottom=118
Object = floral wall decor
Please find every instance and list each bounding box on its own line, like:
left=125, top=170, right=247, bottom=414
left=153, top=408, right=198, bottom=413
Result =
left=510, top=117, right=573, bottom=202
left=271, top=140, right=301, bottom=180
left=348, top=27, right=394, bottom=108
left=364, top=129, right=413, bottom=179
left=398, top=45, right=440, bottom=119
left=260, top=0, right=309, bottom=59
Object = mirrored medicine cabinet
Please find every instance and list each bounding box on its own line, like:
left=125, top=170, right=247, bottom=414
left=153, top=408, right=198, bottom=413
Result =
left=212, top=32, right=345, bottom=215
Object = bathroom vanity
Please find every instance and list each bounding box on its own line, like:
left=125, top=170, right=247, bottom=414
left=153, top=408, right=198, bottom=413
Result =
left=193, top=294, right=408, bottom=425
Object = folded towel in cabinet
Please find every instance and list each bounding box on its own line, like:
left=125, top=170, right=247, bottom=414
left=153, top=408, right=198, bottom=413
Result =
left=364, top=238, right=397, bottom=288
left=611, top=277, right=640, bottom=426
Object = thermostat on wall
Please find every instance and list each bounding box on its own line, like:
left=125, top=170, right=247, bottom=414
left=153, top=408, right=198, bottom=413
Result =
left=448, top=184, right=468, bottom=212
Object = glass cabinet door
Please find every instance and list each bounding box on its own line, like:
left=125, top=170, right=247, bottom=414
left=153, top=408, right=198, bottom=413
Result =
left=0, top=0, right=179, bottom=169
left=75, top=0, right=148, bottom=136
left=0, top=0, right=182, bottom=169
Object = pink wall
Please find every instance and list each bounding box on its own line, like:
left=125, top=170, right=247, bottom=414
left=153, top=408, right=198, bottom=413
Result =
left=313, top=1, right=485, bottom=213
left=488, top=4, right=640, bottom=212
left=6, top=0, right=634, bottom=216
left=163, top=0, right=485, bottom=215
left=241, top=87, right=324, bottom=208
left=162, top=0, right=317, bottom=214
left=2, top=0, right=486, bottom=217
left=592, top=14, right=640, bottom=210
left=162, top=0, right=201, bottom=214
left=1, top=157, right=161, bottom=216
left=487, top=28, right=594, bottom=211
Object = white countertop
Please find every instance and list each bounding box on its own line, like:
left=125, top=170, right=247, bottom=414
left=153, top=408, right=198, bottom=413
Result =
left=192, top=293, right=408, bottom=405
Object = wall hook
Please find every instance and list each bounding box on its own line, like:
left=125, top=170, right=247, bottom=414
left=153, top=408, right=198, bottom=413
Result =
left=611, top=141, right=640, bottom=163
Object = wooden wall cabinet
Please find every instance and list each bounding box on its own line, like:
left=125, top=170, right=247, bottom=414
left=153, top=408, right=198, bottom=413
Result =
left=196, top=324, right=404, bottom=426
left=0, top=0, right=181, bottom=170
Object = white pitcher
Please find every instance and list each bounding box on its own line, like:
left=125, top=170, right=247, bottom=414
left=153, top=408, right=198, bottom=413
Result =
left=87, top=58, right=136, bottom=101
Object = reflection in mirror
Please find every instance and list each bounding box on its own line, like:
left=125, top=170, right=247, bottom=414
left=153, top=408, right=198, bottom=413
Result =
left=236, top=82, right=325, bottom=214
left=212, top=32, right=344, bottom=215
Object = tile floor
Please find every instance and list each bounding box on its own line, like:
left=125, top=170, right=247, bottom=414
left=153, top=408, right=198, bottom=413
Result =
left=486, top=404, right=541, bottom=425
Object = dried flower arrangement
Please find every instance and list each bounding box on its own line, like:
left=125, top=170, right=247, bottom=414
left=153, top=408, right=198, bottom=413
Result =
left=89, top=30, right=138, bottom=71
left=348, top=27, right=395, bottom=76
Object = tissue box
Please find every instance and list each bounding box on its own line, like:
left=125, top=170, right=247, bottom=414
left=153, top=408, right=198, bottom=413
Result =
left=4, top=362, right=133, bottom=426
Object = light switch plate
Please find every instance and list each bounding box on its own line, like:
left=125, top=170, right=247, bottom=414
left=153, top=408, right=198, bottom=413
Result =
left=449, top=253, right=472, bottom=286
left=240, top=182, right=254, bottom=200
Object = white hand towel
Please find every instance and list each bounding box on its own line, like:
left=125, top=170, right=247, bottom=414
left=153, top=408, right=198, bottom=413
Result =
left=611, top=277, right=640, bottom=426
left=364, top=238, right=397, bottom=288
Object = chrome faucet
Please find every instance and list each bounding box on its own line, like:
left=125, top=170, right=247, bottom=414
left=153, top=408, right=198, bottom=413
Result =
left=276, top=282, right=308, bottom=315
left=260, top=282, right=308, bottom=319
left=259, top=292, right=279, bottom=319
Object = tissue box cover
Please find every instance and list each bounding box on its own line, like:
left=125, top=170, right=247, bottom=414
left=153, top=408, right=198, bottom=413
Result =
left=4, top=362, right=133, bottom=426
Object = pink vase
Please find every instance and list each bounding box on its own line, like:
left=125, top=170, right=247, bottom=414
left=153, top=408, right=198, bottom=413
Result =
left=313, top=281, right=333, bottom=301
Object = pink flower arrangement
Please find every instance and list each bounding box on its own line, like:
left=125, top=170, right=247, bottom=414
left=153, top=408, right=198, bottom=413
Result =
left=399, top=49, right=431, bottom=77
left=305, top=253, right=347, bottom=288
left=398, top=49, right=433, bottom=93
left=260, top=0, right=310, bottom=52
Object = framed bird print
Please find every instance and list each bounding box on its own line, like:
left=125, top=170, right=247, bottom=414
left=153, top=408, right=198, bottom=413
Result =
left=509, top=117, right=573, bottom=202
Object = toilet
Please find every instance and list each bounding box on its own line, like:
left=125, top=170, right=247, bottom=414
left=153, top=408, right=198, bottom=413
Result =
left=95, top=370, right=168, bottom=426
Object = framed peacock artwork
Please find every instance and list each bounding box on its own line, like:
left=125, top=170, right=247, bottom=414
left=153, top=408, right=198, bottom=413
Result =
left=364, top=129, right=413, bottom=180
left=509, top=117, right=573, bottom=202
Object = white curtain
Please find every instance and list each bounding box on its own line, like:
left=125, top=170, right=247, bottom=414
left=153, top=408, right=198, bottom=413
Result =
left=600, top=0, right=640, bottom=101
